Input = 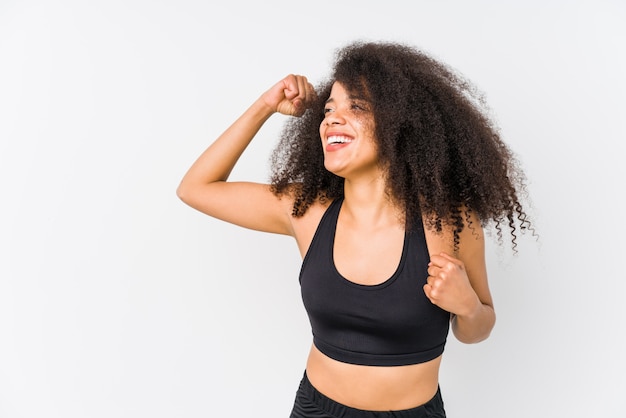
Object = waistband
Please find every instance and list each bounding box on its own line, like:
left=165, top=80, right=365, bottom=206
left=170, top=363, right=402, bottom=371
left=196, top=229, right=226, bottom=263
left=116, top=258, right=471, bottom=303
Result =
left=298, top=371, right=445, bottom=417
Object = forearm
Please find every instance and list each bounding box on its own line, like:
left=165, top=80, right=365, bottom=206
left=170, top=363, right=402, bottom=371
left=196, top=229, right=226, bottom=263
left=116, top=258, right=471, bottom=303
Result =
left=177, top=98, right=274, bottom=196
left=451, top=303, right=496, bottom=344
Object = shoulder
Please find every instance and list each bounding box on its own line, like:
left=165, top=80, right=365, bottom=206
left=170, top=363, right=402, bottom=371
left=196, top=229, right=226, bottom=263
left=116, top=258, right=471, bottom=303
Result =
left=288, top=196, right=334, bottom=258
left=422, top=209, right=485, bottom=259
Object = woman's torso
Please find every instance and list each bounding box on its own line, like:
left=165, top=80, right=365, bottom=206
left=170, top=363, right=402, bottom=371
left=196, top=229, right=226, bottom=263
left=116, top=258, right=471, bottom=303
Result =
left=290, top=198, right=452, bottom=410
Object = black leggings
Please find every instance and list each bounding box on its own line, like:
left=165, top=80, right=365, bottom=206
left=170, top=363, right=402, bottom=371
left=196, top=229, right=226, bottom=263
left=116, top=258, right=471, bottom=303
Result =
left=289, top=372, right=446, bottom=418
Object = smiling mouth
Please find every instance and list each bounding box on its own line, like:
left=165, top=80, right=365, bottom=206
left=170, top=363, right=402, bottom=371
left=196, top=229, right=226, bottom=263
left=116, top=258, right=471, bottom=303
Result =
left=327, top=135, right=353, bottom=145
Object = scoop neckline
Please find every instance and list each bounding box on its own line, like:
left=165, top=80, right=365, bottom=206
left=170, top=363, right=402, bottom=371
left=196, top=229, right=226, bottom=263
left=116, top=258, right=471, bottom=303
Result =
left=329, top=199, right=409, bottom=290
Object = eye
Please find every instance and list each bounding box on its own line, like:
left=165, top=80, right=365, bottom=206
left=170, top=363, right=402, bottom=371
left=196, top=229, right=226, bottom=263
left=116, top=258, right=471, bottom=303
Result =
left=323, top=107, right=334, bottom=115
left=350, top=100, right=370, bottom=112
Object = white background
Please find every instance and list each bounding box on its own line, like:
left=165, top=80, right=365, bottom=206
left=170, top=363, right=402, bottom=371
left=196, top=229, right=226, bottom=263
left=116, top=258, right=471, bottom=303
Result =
left=1, top=0, right=625, bottom=417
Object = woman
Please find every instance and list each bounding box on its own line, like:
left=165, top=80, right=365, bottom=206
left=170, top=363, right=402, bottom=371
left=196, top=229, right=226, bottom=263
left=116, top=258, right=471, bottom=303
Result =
left=177, top=41, right=531, bottom=417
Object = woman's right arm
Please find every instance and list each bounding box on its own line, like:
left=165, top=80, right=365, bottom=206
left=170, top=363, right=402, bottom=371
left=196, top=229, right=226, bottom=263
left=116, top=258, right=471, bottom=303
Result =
left=176, top=74, right=315, bottom=236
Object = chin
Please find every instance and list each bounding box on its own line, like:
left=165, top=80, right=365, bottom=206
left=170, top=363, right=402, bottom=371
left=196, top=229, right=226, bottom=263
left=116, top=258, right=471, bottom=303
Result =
left=323, top=162, right=344, bottom=178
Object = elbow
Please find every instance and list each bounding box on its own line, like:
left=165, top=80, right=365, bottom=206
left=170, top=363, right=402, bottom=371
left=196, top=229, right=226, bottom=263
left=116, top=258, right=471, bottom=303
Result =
left=454, top=329, right=492, bottom=344
left=451, top=310, right=496, bottom=344
left=176, top=182, right=192, bottom=205
left=176, top=181, right=220, bottom=209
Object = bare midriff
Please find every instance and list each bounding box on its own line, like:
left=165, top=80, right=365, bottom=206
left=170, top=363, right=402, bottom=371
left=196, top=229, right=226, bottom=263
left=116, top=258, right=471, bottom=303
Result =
left=305, top=344, right=442, bottom=411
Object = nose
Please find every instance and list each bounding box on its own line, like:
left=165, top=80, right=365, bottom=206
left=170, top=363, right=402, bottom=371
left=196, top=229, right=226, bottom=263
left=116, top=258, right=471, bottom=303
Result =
left=325, top=109, right=345, bottom=126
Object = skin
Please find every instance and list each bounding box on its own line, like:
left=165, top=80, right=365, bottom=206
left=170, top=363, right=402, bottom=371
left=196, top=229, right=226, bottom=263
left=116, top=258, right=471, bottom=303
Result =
left=177, top=74, right=495, bottom=411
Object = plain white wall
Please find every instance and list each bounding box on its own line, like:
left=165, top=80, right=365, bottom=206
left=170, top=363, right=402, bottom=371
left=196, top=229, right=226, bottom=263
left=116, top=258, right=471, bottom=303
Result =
left=1, top=0, right=625, bottom=417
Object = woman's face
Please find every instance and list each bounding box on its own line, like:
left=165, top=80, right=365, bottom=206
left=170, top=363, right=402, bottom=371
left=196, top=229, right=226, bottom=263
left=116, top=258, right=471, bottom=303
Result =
left=319, top=82, right=380, bottom=179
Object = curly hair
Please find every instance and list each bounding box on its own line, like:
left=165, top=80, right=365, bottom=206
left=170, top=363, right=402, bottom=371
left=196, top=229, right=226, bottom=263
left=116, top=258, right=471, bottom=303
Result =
left=270, top=40, right=532, bottom=249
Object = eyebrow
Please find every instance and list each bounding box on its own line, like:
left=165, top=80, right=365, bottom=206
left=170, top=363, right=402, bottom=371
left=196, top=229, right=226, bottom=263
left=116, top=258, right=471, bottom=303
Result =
left=325, top=95, right=368, bottom=105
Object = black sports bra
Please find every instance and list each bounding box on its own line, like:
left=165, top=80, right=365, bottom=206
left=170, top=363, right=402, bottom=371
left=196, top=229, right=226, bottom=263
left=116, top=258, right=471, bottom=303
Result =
left=299, top=198, right=450, bottom=366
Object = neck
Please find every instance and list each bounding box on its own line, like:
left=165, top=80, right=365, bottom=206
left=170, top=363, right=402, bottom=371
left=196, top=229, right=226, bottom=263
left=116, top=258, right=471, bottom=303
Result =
left=341, top=175, right=402, bottom=228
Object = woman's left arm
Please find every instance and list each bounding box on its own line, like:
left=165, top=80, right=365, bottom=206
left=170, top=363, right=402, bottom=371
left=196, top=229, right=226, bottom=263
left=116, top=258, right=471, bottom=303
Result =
left=423, top=216, right=495, bottom=343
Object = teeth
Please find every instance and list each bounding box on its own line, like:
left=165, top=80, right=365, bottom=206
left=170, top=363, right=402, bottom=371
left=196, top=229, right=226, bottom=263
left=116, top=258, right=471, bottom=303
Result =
left=327, top=136, right=352, bottom=145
